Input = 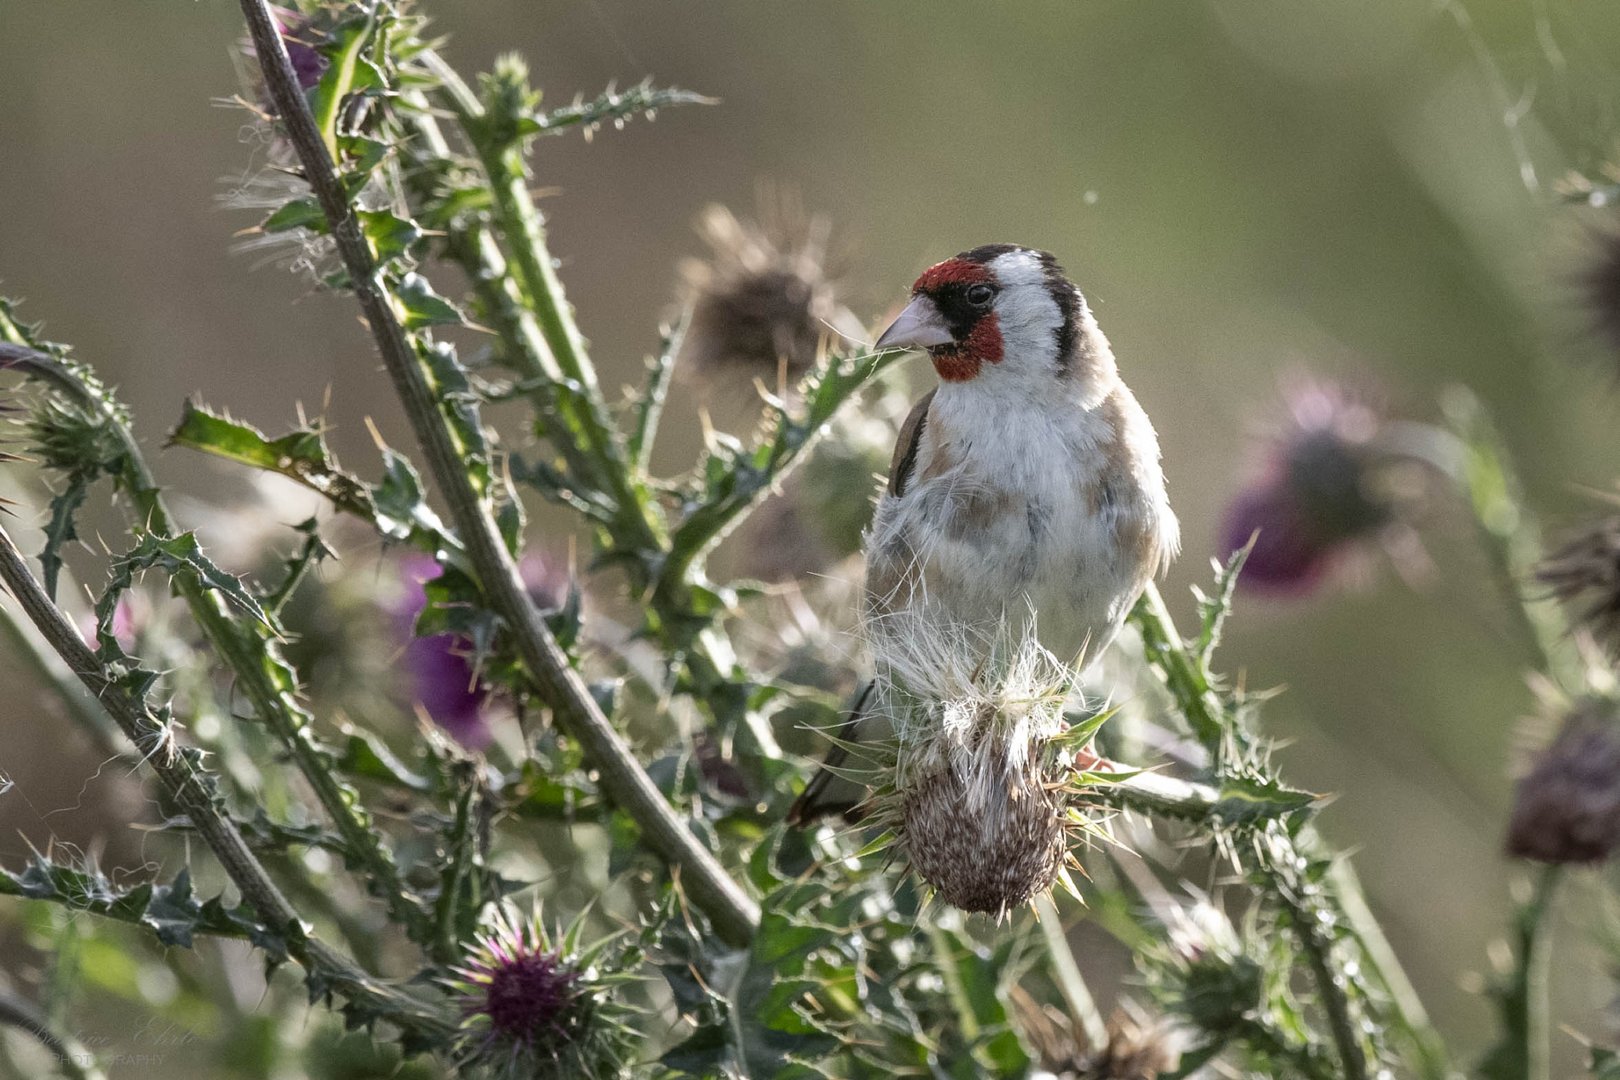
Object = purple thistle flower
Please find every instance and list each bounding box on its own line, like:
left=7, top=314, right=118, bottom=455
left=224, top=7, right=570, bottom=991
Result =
left=392, top=552, right=569, bottom=751
left=269, top=7, right=328, bottom=91
left=448, top=907, right=630, bottom=1079
left=393, top=554, right=492, bottom=750
left=1220, top=378, right=1399, bottom=595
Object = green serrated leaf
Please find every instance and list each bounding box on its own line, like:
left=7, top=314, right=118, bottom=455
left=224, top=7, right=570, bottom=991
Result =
left=262, top=198, right=327, bottom=234
left=38, top=474, right=90, bottom=600
left=105, top=531, right=270, bottom=631
left=357, top=209, right=422, bottom=265
left=308, top=12, right=380, bottom=159
left=1210, top=775, right=1318, bottom=825
left=1195, top=540, right=1252, bottom=667
left=337, top=729, right=433, bottom=793
left=393, top=272, right=463, bottom=329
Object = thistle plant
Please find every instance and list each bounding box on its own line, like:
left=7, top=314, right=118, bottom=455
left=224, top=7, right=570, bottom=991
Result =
left=3, top=4, right=1620, bottom=1079
left=857, top=623, right=1098, bottom=917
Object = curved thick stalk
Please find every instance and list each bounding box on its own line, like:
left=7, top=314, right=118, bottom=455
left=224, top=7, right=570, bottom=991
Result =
left=237, top=0, right=759, bottom=946
left=0, top=988, right=107, bottom=1080
left=0, top=345, right=426, bottom=943
left=0, top=524, right=454, bottom=1042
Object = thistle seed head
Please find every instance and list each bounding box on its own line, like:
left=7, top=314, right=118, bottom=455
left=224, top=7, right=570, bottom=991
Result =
left=863, top=616, right=1097, bottom=917
left=1019, top=995, right=1178, bottom=1080
left=1073, top=1011, right=1178, bottom=1080
left=900, top=720, right=1069, bottom=915
left=675, top=202, right=862, bottom=392
left=1537, top=514, right=1620, bottom=660
left=1506, top=698, right=1620, bottom=865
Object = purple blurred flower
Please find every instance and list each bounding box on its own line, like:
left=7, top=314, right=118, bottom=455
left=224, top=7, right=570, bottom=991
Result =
left=1221, top=379, right=1399, bottom=595
left=392, top=552, right=568, bottom=751
left=79, top=594, right=141, bottom=653
left=269, top=7, right=328, bottom=90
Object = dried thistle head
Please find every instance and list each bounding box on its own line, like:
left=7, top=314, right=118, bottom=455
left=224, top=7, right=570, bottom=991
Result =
left=1018, top=994, right=1178, bottom=1080
left=860, top=615, right=1104, bottom=917
left=1537, top=514, right=1620, bottom=660
left=1073, top=1010, right=1178, bottom=1080
left=1582, top=228, right=1620, bottom=368
left=1506, top=698, right=1620, bottom=865
left=675, top=201, right=863, bottom=394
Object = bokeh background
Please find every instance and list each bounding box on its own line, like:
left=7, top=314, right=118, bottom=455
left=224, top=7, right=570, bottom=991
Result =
left=5, top=0, right=1620, bottom=1072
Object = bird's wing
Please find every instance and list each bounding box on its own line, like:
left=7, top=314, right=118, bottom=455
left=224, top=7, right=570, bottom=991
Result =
left=786, top=681, right=878, bottom=826
left=887, top=387, right=937, bottom=499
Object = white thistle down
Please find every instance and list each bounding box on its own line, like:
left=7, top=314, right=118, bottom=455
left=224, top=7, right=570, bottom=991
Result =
left=860, top=607, right=1096, bottom=917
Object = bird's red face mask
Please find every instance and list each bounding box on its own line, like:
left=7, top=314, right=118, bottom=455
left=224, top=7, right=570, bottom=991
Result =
left=876, top=258, right=1005, bottom=382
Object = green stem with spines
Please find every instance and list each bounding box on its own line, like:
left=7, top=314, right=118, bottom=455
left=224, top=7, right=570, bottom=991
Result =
left=0, top=522, right=455, bottom=1044
left=237, top=0, right=761, bottom=946
left=0, top=345, right=430, bottom=945
left=1129, top=581, right=1441, bottom=1079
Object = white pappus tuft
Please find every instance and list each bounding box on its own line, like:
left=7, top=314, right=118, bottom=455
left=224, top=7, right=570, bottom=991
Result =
left=859, top=607, right=1104, bottom=918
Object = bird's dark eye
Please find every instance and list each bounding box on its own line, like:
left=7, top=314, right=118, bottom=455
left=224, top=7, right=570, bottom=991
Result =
left=966, top=283, right=994, bottom=307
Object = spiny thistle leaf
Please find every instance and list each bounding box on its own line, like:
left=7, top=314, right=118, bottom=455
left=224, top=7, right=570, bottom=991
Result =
left=103, top=531, right=271, bottom=632
left=0, top=856, right=290, bottom=961
left=659, top=887, right=842, bottom=1078
left=395, top=272, right=465, bottom=330
left=308, top=10, right=386, bottom=159
left=1194, top=541, right=1251, bottom=670
left=169, top=401, right=468, bottom=568
left=1207, top=776, right=1319, bottom=826
left=535, top=80, right=716, bottom=140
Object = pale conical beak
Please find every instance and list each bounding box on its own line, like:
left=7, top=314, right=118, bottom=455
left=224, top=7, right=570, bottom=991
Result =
left=875, top=295, right=954, bottom=351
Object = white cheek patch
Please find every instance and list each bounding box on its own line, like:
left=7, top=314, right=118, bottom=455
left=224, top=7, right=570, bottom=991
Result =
left=985, top=250, right=1064, bottom=372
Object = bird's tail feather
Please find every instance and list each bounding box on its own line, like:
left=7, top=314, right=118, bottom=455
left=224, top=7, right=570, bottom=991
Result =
left=786, top=680, right=876, bottom=827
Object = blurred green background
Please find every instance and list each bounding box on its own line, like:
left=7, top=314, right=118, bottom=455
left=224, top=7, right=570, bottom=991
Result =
left=5, top=0, right=1620, bottom=1071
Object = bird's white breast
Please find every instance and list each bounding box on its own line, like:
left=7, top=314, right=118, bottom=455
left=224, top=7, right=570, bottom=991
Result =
left=864, top=382, right=1172, bottom=669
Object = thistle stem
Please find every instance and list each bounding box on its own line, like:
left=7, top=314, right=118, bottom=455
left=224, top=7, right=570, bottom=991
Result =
left=1439, top=388, right=1570, bottom=682
left=1130, top=584, right=1223, bottom=747
left=1502, top=866, right=1561, bottom=1080
left=1269, top=854, right=1369, bottom=1080
left=922, top=922, right=980, bottom=1042
left=238, top=0, right=759, bottom=946
left=422, top=53, right=661, bottom=549
left=1328, top=860, right=1450, bottom=1080
left=0, top=988, right=107, bottom=1080
left=1126, top=580, right=1442, bottom=1079
left=1033, top=895, right=1108, bottom=1048
left=0, top=524, right=455, bottom=1042
left=0, top=345, right=428, bottom=945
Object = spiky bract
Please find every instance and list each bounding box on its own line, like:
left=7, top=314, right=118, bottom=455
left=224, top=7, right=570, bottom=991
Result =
left=448, top=906, right=634, bottom=1079
left=859, top=614, right=1104, bottom=917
